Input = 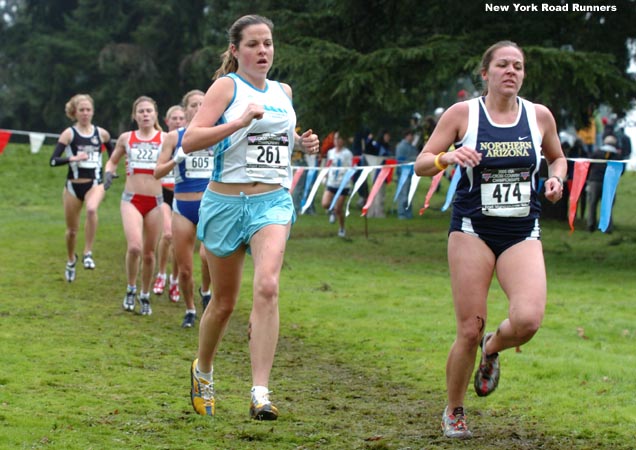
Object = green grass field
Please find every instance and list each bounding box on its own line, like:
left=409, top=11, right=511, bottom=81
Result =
left=1, top=143, right=635, bottom=449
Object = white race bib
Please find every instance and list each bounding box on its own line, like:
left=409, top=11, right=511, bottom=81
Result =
left=245, top=132, right=289, bottom=180
left=481, top=167, right=532, bottom=217
left=129, top=144, right=159, bottom=171
left=77, top=148, right=101, bottom=169
left=185, top=149, right=214, bottom=179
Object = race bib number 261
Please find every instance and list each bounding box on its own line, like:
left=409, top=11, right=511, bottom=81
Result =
left=245, top=132, right=289, bottom=179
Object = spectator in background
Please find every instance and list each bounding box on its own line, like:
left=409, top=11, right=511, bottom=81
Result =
left=366, top=130, right=393, bottom=158
left=577, top=104, right=596, bottom=156
left=433, top=107, right=445, bottom=123
left=410, top=112, right=423, bottom=148
left=321, top=131, right=353, bottom=236
left=422, top=115, right=438, bottom=146
left=603, top=113, right=633, bottom=170
left=319, top=130, right=335, bottom=164
left=395, top=129, right=418, bottom=219
left=615, top=116, right=633, bottom=169
left=50, top=94, right=113, bottom=282
left=153, top=105, right=185, bottom=302
left=351, top=126, right=371, bottom=206
left=365, top=130, right=392, bottom=217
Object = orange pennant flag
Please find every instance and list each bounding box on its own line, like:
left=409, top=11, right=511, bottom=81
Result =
left=362, top=167, right=392, bottom=216
left=420, top=170, right=445, bottom=215
left=290, top=167, right=304, bottom=193
left=0, top=130, right=12, bottom=155
left=568, top=161, right=590, bottom=232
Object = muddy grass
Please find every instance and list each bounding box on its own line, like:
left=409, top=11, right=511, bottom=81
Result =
left=210, top=318, right=626, bottom=450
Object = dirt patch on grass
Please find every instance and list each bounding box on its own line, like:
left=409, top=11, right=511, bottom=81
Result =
left=272, top=332, right=629, bottom=449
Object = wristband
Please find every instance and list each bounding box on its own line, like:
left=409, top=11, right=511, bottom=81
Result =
left=549, top=176, right=563, bottom=187
left=172, top=147, right=187, bottom=164
left=434, top=152, right=448, bottom=171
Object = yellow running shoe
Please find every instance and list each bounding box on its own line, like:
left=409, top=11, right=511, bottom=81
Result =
left=190, top=359, right=215, bottom=416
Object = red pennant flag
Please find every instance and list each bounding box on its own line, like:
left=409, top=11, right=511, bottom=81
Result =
left=362, top=166, right=392, bottom=216
left=384, top=158, right=398, bottom=183
left=420, top=170, right=445, bottom=215
left=568, top=161, right=590, bottom=232
left=290, top=167, right=304, bottom=193
left=0, top=130, right=12, bottom=155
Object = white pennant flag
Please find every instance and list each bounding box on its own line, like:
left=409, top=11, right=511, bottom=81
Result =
left=345, top=166, right=374, bottom=217
left=301, top=168, right=329, bottom=215
left=29, top=132, right=46, bottom=154
left=407, top=172, right=421, bottom=208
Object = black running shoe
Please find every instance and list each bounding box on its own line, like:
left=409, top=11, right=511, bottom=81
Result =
left=182, top=312, right=196, bottom=328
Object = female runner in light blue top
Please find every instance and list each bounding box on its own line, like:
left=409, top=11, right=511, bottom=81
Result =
left=181, top=14, right=320, bottom=420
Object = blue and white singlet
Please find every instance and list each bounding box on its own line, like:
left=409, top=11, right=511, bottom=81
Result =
left=211, top=73, right=297, bottom=189
left=173, top=127, right=214, bottom=194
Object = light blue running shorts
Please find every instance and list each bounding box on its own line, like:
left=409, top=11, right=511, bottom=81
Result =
left=197, top=187, right=296, bottom=257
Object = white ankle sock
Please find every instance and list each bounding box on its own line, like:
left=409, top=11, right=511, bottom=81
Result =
left=251, top=385, right=269, bottom=397
left=196, top=364, right=213, bottom=382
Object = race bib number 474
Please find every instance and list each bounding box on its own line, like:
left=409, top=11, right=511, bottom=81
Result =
left=481, top=167, right=532, bottom=217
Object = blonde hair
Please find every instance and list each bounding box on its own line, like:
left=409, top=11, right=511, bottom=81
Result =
left=131, top=95, right=162, bottom=131
left=181, top=89, right=205, bottom=108
left=213, top=15, right=274, bottom=80
left=165, top=105, right=184, bottom=120
left=478, top=40, right=525, bottom=95
left=65, top=94, right=94, bottom=120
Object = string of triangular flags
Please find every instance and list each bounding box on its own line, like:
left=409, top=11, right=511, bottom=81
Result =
left=0, top=129, right=60, bottom=155
left=0, top=128, right=627, bottom=232
left=292, top=158, right=628, bottom=233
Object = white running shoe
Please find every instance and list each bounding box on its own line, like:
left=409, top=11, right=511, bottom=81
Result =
left=83, top=252, right=95, bottom=270
left=122, top=290, right=136, bottom=312
left=138, top=296, right=152, bottom=316
left=65, top=254, right=77, bottom=283
left=441, top=406, right=473, bottom=439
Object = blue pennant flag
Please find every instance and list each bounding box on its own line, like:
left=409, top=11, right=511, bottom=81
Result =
left=441, top=168, right=461, bottom=212
left=329, top=168, right=357, bottom=211
left=598, top=161, right=623, bottom=232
